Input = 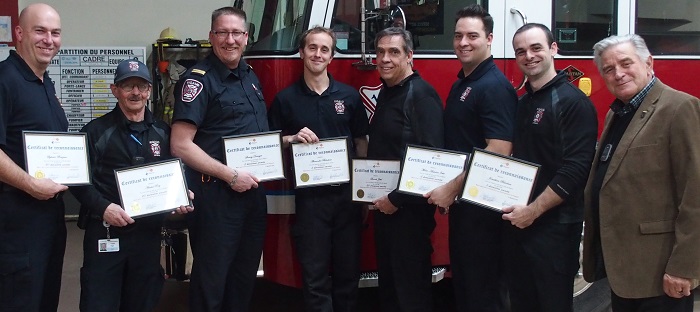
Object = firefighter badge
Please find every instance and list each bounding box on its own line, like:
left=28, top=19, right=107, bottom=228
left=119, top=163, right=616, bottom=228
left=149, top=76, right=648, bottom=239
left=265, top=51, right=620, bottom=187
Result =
left=128, top=61, right=139, bottom=72
left=181, top=79, right=203, bottom=103
left=532, top=108, right=545, bottom=125
left=334, top=100, right=346, bottom=114
left=150, top=141, right=161, bottom=157
left=459, top=87, right=472, bottom=102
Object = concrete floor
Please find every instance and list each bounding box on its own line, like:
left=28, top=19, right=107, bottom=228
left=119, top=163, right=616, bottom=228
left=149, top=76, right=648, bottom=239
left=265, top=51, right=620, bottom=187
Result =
left=58, top=221, right=699, bottom=311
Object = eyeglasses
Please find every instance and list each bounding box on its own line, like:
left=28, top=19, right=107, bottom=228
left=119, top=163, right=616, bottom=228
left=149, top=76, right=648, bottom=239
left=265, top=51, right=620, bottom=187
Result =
left=211, top=30, right=247, bottom=39
left=119, top=83, right=150, bottom=92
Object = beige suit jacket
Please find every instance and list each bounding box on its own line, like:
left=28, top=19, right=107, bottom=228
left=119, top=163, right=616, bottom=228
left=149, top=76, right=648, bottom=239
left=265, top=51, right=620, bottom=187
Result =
left=583, top=80, right=700, bottom=298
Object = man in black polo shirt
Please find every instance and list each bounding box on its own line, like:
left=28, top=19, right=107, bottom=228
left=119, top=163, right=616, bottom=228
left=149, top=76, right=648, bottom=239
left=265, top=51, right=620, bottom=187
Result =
left=369, top=27, right=444, bottom=312
left=72, top=59, right=193, bottom=311
left=0, top=4, right=68, bottom=311
left=269, top=26, right=368, bottom=312
left=501, top=23, right=597, bottom=312
left=171, top=6, right=269, bottom=311
left=425, top=4, right=517, bottom=312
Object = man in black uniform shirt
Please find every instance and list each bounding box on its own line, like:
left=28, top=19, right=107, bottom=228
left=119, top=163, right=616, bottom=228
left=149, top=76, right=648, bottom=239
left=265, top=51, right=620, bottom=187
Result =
left=0, top=4, right=68, bottom=311
left=72, top=59, right=193, bottom=312
left=501, top=23, right=597, bottom=312
left=369, top=27, right=444, bottom=312
left=425, top=5, right=517, bottom=312
left=269, top=26, right=368, bottom=312
left=171, top=6, right=269, bottom=312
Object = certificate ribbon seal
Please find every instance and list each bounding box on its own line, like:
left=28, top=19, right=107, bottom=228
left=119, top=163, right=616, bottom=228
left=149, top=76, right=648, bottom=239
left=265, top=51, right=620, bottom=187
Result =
left=34, top=170, right=45, bottom=179
left=356, top=189, right=365, bottom=198
left=300, top=173, right=310, bottom=182
left=468, top=186, right=479, bottom=198
left=131, top=202, right=141, bottom=213
left=406, top=180, right=414, bottom=190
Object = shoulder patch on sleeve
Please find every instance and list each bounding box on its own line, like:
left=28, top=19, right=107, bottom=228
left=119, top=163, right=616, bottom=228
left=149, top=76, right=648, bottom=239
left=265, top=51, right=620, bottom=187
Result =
left=181, top=79, right=204, bottom=103
left=191, top=69, right=206, bottom=76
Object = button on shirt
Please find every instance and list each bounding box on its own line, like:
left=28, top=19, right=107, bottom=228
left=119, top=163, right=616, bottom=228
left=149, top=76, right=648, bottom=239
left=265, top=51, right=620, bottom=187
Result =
left=173, top=54, right=269, bottom=161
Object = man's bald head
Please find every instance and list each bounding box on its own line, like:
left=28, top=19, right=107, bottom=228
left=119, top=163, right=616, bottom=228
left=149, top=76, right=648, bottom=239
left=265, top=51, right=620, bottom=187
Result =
left=15, top=3, right=61, bottom=78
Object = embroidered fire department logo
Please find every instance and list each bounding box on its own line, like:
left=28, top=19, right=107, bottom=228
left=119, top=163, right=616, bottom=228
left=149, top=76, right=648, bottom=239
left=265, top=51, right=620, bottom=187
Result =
left=334, top=100, right=346, bottom=114
left=532, top=108, right=545, bottom=124
left=563, top=65, right=584, bottom=82
left=460, top=87, right=472, bottom=102
left=182, top=79, right=204, bottom=103
left=128, top=61, right=139, bottom=72
left=150, top=141, right=161, bottom=157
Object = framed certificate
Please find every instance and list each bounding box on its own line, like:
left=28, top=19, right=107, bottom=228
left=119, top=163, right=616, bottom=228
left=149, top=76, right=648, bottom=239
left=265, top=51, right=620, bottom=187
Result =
left=397, top=145, right=469, bottom=196
left=460, top=148, right=540, bottom=212
left=222, top=131, right=285, bottom=182
left=22, top=131, right=91, bottom=185
left=351, top=159, right=401, bottom=203
left=114, top=158, right=191, bottom=218
left=290, top=137, right=350, bottom=188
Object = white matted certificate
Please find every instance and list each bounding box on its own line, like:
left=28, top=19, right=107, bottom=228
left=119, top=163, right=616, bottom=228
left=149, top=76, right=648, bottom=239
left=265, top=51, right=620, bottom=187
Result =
left=397, top=145, right=468, bottom=196
left=290, top=137, right=350, bottom=188
left=23, top=131, right=91, bottom=185
left=222, top=131, right=285, bottom=182
left=352, top=159, right=401, bottom=203
left=115, top=158, right=190, bottom=218
left=460, top=148, right=540, bottom=212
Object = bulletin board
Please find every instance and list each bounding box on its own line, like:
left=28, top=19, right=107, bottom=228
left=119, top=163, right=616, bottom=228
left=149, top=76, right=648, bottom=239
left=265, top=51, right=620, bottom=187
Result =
left=0, top=1, right=18, bottom=45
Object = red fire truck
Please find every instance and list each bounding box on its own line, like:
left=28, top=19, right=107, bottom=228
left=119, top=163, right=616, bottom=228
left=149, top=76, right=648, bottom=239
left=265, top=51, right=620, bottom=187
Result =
left=237, top=0, right=700, bottom=307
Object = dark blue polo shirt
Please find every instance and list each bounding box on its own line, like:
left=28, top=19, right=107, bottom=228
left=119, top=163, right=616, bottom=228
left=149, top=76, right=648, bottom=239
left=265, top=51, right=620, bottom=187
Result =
left=0, top=50, right=69, bottom=169
left=444, top=56, right=517, bottom=153
left=172, top=54, right=269, bottom=161
left=268, top=75, right=368, bottom=155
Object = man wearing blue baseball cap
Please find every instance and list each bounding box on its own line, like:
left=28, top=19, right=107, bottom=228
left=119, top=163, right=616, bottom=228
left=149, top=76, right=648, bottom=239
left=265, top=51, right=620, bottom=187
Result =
left=71, top=59, right=193, bottom=311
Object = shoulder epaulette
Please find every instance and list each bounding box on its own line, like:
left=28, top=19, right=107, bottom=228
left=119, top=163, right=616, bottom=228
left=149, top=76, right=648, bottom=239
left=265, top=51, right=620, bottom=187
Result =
left=248, top=64, right=254, bottom=70
left=191, top=69, right=207, bottom=76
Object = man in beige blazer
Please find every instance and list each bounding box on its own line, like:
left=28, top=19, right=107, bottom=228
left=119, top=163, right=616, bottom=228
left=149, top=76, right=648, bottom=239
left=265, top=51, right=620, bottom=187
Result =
left=583, top=34, right=700, bottom=311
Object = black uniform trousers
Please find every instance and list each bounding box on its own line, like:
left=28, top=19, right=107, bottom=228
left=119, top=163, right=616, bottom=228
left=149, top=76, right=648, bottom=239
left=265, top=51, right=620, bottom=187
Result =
left=293, top=184, right=362, bottom=312
left=79, top=218, right=164, bottom=312
left=374, top=204, right=435, bottom=312
left=187, top=177, right=267, bottom=312
left=449, top=204, right=507, bottom=312
left=611, top=290, right=694, bottom=312
left=503, top=221, right=582, bottom=312
left=0, top=191, right=66, bottom=312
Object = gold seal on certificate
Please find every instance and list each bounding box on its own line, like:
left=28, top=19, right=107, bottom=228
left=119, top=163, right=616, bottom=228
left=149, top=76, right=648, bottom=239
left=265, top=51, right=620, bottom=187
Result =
left=397, top=145, right=468, bottom=196
left=222, top=131, right=285, bottom=182
left=460, top=148, right=540, bottom=212
left=351, top=159, right=401, bottom=203
left=114, top=158, right=191, bottom=218
left=23, top=131, right=91, bottom=185
left=291, top=137, right=351, bottom=188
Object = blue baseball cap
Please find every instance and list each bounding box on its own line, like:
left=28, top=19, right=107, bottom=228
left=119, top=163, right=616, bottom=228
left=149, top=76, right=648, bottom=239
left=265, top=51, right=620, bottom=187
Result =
left=114, top=59, right=152, bottom=84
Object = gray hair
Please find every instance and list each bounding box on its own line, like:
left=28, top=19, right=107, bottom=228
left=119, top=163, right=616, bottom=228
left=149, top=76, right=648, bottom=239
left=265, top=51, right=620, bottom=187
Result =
left=375, top=27, right=414, bottom=54
left=593, top=34, right=651, bottom=73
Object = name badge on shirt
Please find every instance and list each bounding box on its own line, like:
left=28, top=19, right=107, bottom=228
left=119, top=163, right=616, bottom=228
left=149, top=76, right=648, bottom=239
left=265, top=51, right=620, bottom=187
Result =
left=98, top=239, right=120, bottom=253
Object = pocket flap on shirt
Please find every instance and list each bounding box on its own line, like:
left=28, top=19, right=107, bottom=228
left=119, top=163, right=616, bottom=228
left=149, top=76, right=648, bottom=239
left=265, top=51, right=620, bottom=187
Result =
left=639, top=220, right=675, bottom=234
left=0, top=253, right=30, bottom=276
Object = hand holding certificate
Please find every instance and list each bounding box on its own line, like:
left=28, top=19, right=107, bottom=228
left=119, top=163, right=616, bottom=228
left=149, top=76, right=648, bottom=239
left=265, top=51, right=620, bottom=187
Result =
left=23, top=131, right=91, bottom=185
left=460, top=149, right=540, bottom=212
left=222, top=131, right=285, bottom=182
left=397, top=145, right=469, bottom=196
left=115, top=159, right=191, bottom=218
left=352, top=159, right=401, bottom=203
left=291, top=137, right=350, bottom=188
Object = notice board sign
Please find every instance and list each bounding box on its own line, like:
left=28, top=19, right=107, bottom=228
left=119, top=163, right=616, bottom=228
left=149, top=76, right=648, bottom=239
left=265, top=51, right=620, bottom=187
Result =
left=47, top=47, right=146, bottom=132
